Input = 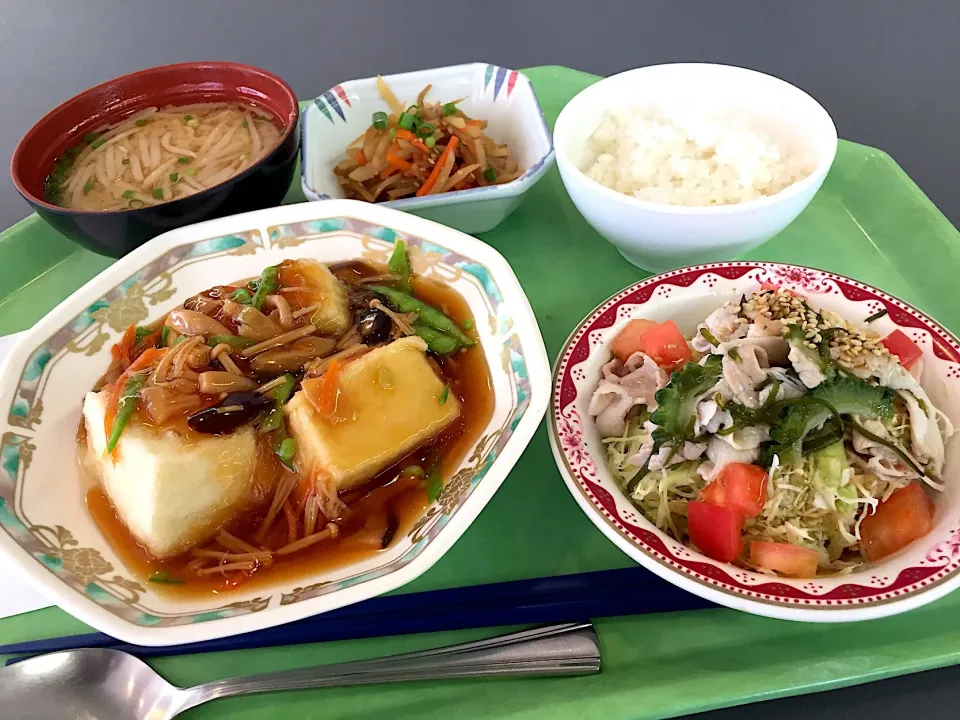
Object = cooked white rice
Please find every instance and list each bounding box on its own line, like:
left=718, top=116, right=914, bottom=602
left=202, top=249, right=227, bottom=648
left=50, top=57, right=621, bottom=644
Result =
left=584, top=106, right=813, bottom=206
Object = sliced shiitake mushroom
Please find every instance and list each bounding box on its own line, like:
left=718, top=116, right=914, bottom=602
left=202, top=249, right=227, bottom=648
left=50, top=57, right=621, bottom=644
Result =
left=187, top=392, right=273, bottom=435
left=250, top=336, right=337, bottom=376
left=165, top=309, right=231, bottom=338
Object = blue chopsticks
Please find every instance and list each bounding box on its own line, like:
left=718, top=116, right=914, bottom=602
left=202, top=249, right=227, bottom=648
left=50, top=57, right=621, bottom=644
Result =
left=1, top=566, right=712, bottom=661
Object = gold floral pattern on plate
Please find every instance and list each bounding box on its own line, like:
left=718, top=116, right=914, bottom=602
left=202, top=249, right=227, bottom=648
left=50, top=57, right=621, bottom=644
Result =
left=408, top=430, right=503, bottom=544
left=3, top=424, right=39, bottom=457
left=215, top=596, right=271, bottom=614
left=33, top=524, right=144, bottom=604
left=279, top=581, right=332, bottom=606
left=7, top=396, right=42, bottom=433
left=67, top=272, right=176, bottom=357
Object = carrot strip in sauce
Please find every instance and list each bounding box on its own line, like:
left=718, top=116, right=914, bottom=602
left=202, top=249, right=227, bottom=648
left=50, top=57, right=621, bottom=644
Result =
left=417, top=136, right=459, bottom=197
left=101, top=383, right=121, bottom=455
left=102, top=347, right=168, bottom=451
left=140, top=327, right=163, bottom=349
left=122, top=347, right=168, bottom=377
left=319, top=359, right=342, bottom=416
left=354, top=150, right=367, bottom=165
left=116, top=324, right=137, bottom=367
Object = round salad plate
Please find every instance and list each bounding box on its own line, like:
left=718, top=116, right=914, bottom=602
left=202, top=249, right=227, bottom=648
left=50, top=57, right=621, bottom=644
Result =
left=549, top=261, right=960, bottom=622
left=0, top=199, right=549, bottom=645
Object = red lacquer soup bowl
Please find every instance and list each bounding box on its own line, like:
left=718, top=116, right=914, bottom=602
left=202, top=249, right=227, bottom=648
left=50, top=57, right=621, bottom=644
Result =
left=11, top=61, right=300, bottom=257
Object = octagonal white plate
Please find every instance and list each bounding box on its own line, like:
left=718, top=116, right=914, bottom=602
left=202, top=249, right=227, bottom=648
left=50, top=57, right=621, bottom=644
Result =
left=0, top=199, right=549, bottom=645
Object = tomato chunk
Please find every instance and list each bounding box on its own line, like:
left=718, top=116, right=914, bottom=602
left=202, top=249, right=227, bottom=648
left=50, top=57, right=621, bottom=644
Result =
left=637, top=320, right=692, bottom=369
left=861, top=483, right=935, bottom=561
left=749, top=541, right=819, bottom=578
left=610, top=319, right=692, bottom=368
left=701, top=463, right=768, bottom=519
left=687, top=501, right=744, bottom=563
left=880, top=329, right=923, bottom=370
left=610, top=319, right=658, bottom=363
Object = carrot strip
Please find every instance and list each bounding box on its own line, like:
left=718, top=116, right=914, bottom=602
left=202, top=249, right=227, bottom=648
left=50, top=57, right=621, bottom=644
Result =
left=386, top=153, right=412, bottom=172
left=116, top=324, right=137, bottom=367
left=142, top=328, right=162, bottom=349
left=379, top=166, right=399, bottom=180
left=102, top=347, right=168, bottom=446
left=417, top=136, right=459, bottom=197
left=354, top=150, right=367, bottom=166
left=394, top=129, right=429, bottom=152
left=102, top=382, right=121, bottom=452
left=319, top=359, right=341, bottom=416
left=123, top=347, right=168, bottom=376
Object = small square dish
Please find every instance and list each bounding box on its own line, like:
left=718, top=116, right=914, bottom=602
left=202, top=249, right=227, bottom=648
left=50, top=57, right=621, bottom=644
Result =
left=300, top=64, right=554, bottom=234
left=0, top=199, right=549, bottom=645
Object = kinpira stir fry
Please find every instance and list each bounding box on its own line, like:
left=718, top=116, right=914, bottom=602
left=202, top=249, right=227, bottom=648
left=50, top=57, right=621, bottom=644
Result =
left=79, top=244, right=493, bottom=592
left=335, top=77, right=523, bottom=202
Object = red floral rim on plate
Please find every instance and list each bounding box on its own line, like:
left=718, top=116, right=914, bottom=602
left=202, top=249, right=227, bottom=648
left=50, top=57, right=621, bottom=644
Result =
left=551, top=262, right=960, bottom=612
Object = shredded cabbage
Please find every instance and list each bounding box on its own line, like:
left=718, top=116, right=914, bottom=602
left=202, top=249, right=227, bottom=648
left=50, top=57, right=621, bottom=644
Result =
left=603, top=414, right=651, bottom=489
left=630, top=461, right=705, bottom=539
left=741, top=446, right=893, bottom=571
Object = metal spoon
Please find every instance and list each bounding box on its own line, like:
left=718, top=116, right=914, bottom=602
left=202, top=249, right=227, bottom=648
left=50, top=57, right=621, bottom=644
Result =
left=0, top=622, right=600, bottom=719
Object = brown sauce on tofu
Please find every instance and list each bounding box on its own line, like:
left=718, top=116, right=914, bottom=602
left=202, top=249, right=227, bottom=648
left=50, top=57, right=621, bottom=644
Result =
left=79, top=259, right=494, bottom=596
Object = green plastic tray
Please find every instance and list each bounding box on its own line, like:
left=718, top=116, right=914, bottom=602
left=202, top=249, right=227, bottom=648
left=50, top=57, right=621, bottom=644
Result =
left=2, top=66, right=960, bottom=719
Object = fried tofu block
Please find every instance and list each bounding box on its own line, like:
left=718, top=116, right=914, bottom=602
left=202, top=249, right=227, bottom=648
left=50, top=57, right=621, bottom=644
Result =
left=82, top=392, right=257, bottom=558
left=286, top=337, right=460, bottom=490
left=279, top=259, right=351, bottom=336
